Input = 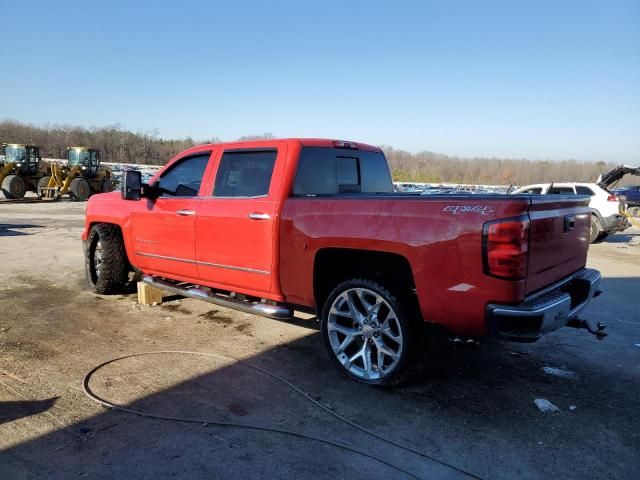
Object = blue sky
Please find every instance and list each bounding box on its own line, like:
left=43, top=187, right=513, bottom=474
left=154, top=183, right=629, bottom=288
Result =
left=1, top=0, right=638, bottom=162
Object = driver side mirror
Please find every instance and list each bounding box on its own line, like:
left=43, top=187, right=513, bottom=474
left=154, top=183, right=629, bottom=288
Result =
left=121, top=170, right=142, bottom=200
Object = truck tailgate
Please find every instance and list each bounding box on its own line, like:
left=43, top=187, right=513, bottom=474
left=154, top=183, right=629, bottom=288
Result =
left=526, top=195, right=591, bottom=294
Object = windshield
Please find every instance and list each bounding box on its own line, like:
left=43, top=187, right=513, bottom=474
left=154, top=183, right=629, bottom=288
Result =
left=68, top=149, right=91, bottom=166
left=4, top=145, right=26, bottom=163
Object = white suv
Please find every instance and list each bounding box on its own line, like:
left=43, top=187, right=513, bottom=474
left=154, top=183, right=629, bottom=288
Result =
left=511, top=182, right=627, bottom=243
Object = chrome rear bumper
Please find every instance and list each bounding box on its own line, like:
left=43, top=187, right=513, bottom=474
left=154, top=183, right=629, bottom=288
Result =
left=486, top=268, right=601, bottom=342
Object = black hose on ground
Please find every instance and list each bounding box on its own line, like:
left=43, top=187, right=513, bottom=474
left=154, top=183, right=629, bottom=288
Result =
left=82, top=350, right=483, bottom=480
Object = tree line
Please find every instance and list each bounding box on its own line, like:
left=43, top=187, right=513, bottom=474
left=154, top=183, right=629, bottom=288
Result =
left=381, top=146, right=639, bottom=186
left=0, top=120, right=218, bottom=166
left=1, top=119, right=637, bottom=185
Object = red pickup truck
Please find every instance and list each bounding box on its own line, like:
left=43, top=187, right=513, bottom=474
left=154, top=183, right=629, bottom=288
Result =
left=82, top=138, right=603, bottom=385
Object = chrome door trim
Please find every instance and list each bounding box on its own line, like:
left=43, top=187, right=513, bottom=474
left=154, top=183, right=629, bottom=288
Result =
left=135, top=252, right=195, bottom=264
left=198, top=259, right=270, bottom=275
left=135, top=251, right=270, bottom=275
left=248, top=212, right=271, bottom=220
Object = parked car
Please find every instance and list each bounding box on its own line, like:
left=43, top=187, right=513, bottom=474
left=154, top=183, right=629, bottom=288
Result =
left=598, top=165, right=640, bottom=217
left=613, top=186, right=640, bottom=216
left=511, top=182, right=627, bottom=243
left=83, top=138, right=602, bottom=386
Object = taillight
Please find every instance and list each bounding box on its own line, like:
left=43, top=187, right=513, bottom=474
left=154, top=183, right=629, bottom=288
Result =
left=607, top=195, right=619, bottom=202
left=483, top=217, right=530, bottom=280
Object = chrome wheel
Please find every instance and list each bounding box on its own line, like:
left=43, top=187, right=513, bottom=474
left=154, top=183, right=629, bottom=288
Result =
left=93, top=241, right=103, bottom=278
left=327, top=287, right=403, bottom=381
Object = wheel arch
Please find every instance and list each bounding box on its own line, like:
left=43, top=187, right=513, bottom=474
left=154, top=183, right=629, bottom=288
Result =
left=313, top=248, right=416, bottom=311
left=590, top=208, right=603, bottom=222
left=86, top=221, right=136, bottom=270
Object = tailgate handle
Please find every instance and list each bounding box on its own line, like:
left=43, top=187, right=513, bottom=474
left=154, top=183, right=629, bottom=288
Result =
left=564, top=214, right=575, bottom=232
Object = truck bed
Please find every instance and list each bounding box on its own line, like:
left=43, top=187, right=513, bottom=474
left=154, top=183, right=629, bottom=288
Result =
left=280, top=193, right=591, bottom=336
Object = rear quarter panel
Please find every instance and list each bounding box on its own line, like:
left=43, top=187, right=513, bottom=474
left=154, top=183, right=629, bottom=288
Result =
left=280, top=195, right=531, bottom=336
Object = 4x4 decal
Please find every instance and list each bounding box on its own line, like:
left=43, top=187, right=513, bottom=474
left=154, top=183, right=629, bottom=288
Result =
left=442, top=205, right=496, bottom=215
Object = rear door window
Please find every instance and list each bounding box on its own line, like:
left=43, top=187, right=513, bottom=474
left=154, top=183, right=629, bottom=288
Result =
left=293, top=147, right=393, bottom=195
left=519, top=187, right=542, bottom=194
left=157, top=153, right=210, bottom=197
left=548, top=186, right=575, bottom=194
left=213, top=150, right=277, bottom=197
left=575, top=186, right=595, bottom=195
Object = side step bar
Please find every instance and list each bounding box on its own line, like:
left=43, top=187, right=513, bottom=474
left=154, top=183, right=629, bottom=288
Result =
left=142, top=275, right=293, bottom=320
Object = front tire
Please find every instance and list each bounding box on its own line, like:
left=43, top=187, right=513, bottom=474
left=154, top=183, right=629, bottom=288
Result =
left=85, top=224, right=129, bottom=294
left=321, top=278, right=417, bottom=386
left=1, top=174, right=26, bottom=199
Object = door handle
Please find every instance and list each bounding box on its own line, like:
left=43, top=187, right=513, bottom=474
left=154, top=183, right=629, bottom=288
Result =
left=176, top=209, right=196, bottom=216
left=248, top=212, right=270, bottom=220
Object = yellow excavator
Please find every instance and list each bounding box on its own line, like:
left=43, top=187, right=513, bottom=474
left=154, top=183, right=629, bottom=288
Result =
left=0, top=143, right=51, bottom=199
left=40, top=147, right=116, bottom=201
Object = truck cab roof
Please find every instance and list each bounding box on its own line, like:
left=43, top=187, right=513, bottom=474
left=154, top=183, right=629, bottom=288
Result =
left=176, top=138, right=382, bottom=157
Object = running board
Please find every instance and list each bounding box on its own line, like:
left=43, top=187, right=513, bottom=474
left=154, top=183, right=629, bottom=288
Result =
left=142, top=275, right=293, bottom=320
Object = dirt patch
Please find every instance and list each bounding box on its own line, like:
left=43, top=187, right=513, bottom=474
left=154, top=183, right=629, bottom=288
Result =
left=161, top=304, right=193, bottom=315
left=227, top=402, right=249, bottom=416
left=1, top=340, right=58, bottom=361
left=234, top=323, right=252, bottom=335
left=199, top=309, right=233, bottom=326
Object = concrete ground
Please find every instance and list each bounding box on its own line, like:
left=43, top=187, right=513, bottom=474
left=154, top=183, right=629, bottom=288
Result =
left=0, top=201, right=638, bottom=480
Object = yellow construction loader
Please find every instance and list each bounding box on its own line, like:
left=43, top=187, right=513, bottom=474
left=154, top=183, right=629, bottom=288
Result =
left=0, top=143, right=51, bottom=199
left=40, top=147, right=116, bottom=201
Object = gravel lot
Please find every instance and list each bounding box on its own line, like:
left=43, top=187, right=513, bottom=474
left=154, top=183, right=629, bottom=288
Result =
left=0, top=201, right=638, bottom=479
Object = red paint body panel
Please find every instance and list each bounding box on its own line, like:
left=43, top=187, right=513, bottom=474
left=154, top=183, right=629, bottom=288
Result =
left=83, top=138, right=592, bottom=337
left=130, top=197, right=201, bottom=278
left=525, top=197, right=591, bottom=293
left=279, top=197, right=530, bottom=336
left=194, top=141, right=291, bottom=298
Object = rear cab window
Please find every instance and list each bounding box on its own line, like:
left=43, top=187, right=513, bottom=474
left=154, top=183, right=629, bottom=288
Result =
left=293, top=147, right=393, bottom=195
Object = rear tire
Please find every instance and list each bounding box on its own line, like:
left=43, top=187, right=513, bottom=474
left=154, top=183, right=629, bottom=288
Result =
left=85, top=224, right=129, bottom=294
left=70, top=177, right=91, bottom=201
left=1, top=174, right=26, bottom=199
left=37, top=176, right=51, bottom=198
left=589, top=215, right=602, bottom=244
left=629, top=206, right=640, bottom=217
left=321, top=278, right=418, bottom=386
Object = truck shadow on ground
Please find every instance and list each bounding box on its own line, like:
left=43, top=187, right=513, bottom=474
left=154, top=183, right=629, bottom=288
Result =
left=1, top=277, right=637, bottom=479
left=0, top=398, right=58, bottom=425
left=1, top=334, right=637, bottom=479
left=0, top=224, right=44, bottom=237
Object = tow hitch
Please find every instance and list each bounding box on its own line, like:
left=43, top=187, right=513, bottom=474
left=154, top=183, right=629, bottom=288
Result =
left=567, top=317, right=607, bottom=340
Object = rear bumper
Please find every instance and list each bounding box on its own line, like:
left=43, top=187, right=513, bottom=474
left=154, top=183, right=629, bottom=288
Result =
left=486, top=268, right=601, bottom=342
left=601, top=213, right=628, bottom=233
